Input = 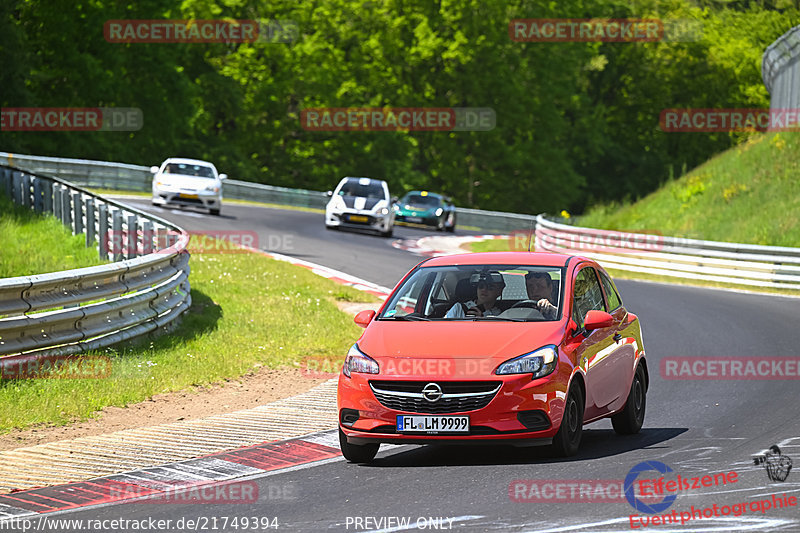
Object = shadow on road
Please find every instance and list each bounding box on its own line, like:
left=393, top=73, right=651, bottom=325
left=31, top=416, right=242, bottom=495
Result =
left=364, top=427, right=688, bottom=467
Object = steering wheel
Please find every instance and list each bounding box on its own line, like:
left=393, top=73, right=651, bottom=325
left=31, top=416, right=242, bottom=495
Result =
left=510, top=299, right=539, bottom=309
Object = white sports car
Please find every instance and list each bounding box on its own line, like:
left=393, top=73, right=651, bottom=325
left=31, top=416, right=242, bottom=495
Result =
left=325, top=177, right=396, bottom=237
left=151, top=158, right=227, bottom=216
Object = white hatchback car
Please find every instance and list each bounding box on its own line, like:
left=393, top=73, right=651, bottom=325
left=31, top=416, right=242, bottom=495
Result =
left=151, top=158, right=227, bottom=216
left=325, top=177, right=395, bottom=237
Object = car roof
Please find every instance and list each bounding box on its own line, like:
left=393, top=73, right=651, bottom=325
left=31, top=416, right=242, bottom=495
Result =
left=404, top=190, right=443, bottom=199
left=342, top=176, right=387, bottom=184
left=421, top=252, right=582, bottom=268
left=162, top=158, right=216, bottom=167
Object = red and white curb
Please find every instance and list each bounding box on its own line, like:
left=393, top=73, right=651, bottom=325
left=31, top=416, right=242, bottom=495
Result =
left=0, top=430, right=341, bottom=519
left=391, top=234, right=508, bottom=257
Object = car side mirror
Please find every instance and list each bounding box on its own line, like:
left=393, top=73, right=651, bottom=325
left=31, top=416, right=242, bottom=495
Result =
left=218, top=173, right=228, bottom=180
left=150, top=166, right=159, bottom=174
left=391, top=196, right=398, bottom=203
left=354, top=310, right=376, bottom=328
left=326, top=190, right=334, bottom=197
left=584, top=310, right=614, bottom=331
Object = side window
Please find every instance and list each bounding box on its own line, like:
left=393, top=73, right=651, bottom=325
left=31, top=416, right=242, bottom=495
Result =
left=599, top=271, right=622, bottom=311
left=572, top=267, right=606, bottom=329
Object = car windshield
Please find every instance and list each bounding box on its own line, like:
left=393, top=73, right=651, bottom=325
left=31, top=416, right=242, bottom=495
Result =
left=163, top=163, right=216, bottom=179
left=402, top=194, right=440, bottom=207
left=338, top=180, right=385, bottom=199
left=378, top=264, right=563, bottom=321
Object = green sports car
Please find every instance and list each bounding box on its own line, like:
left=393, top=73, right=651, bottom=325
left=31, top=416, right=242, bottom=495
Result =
left=393, top=191, right=456, bottom=232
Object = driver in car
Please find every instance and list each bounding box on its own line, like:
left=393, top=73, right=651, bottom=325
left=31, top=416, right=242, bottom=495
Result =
left=445, top=272, right=505, bottom=318
left=525, top=271, right=559, bottom=320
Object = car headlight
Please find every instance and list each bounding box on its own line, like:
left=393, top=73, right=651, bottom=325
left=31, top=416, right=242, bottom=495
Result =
left=377, top=207, right=389, bottom=216
left=392, top=204, right=399, bottom=211
left=435, top=208, right=443, bottom=216
left=205, top=184, right=220, bottom=192
left=343, top=344, right=380, bottom=377
left=495, top=345, right=557, bottom=378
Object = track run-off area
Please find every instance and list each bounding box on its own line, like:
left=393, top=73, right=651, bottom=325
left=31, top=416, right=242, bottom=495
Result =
left=2, top=198, right=800, bottom=533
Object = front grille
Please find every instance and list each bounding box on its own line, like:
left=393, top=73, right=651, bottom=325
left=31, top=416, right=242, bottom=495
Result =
left=369, top=381, right=501, bottom=414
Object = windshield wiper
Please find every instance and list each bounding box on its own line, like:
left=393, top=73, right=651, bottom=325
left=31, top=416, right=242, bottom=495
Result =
left=380, top=315, right=431, bottom=321
left=473, top=316, right=527, bottom=322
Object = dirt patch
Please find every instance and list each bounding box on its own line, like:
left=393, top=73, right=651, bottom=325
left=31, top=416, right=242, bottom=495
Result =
left=0, top=366, right=328, bottom=452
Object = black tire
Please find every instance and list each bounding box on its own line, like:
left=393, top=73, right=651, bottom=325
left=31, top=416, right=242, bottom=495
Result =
left=381, top=228, right=393, bottom=238
left=612, top=365, right=646, bottom=435
left=446, top=224, right=456, bottom=233
left=552, top=384, right=584, bottom=457
left=325, top=224, right=336, bottom=230
left=210, top=208, right=221, bottom=216
left=339, top=428, right=379, bottom=463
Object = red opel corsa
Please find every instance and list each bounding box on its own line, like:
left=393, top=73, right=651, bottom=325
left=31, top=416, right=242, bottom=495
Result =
left=337, top=252, right=648, bottom=463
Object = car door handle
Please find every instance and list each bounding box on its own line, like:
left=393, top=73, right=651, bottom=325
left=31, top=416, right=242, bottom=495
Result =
left=613, top=333, right=622, bottom=342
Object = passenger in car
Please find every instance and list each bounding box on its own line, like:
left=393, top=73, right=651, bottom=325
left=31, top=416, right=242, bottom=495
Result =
left=525, top=271, right=559, bottom=320
left=445, top=273, right=505, bottom=318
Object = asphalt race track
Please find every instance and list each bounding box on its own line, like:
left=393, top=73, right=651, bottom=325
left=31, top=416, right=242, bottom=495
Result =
left=16, top=200, right=800, bottom=532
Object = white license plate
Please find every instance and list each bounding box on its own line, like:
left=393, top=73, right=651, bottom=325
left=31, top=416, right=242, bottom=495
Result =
left=396, top=415, right=469, bottom=433
left=406, top=216, right=423, bottom=223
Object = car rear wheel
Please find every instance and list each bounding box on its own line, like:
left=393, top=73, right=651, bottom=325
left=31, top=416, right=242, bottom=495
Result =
left=339, top=428, right=379, bottom=463
left=611, top=365, right=646, bottom=435
left=552, top=384, right=583, bottom=457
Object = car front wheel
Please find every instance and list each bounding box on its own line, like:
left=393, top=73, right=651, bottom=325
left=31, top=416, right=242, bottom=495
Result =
left=552, top=384, right=584, bottom=457
left=611, top=365, right=646, bottom=435
left=339, top=428, right=379, bottom=463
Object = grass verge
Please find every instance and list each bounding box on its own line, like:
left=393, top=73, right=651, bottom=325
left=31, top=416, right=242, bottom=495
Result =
left=0, top=244, right=380, bottom=432
left=0, top=194, right=107, bottom=278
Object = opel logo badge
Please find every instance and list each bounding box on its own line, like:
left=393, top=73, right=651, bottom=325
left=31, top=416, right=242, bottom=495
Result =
left=422, top=382, right=442, bottom=402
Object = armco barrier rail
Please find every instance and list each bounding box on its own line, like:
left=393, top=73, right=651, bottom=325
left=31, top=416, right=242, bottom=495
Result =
left=535, top=216, right=800, bottom=290
left=0, top=152, right=537, bottom=231
left=0, top=166, right=192, bottom=360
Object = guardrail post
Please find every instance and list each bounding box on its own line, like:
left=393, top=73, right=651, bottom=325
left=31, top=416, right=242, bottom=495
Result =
left=10, top=171, right=21, bottom=205
left=111, top=208, right=123, bottom=261
left=85, top=198, right=95, bottom=247
left=62, top=187, right=72, bottom=231
left=156, top=227, right=167, bottom=250
left=43, top=180, right=53, bottom=214
left=127, top=214, right=138, bottom=259
left=73, top=191, right=83, bottom=235
left=98, top=203, right=109, bottom=260
left=33, top=177, right=43, bottom=213
left=53, top=184, right=62, bottom=220
left=142, top=220, right=154, bottom=255
left=21, top=174, right=31, bottom=208
left=0, top=168, right=8, bottom=199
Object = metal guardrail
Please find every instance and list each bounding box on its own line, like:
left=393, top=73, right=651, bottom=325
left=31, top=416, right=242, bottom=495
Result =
left=0, top=166, right=192, bottom=360
left=763, top=24, right=800, bottom=111
left=0, top=152, right=537, bottom=229
left=536, top=216, right=800, bottom=290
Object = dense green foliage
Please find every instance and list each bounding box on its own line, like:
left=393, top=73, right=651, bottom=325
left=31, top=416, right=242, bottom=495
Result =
left=1, top=0, right=797, bottom=214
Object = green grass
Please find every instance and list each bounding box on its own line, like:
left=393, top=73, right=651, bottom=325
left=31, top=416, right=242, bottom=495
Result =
left=0, top=247, right=379, bottom=432
left=467, top=132, right=800, bottom=295
left=578, top=132, right=800, bottom=247
left=0, top=194, right=107, bottom=278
